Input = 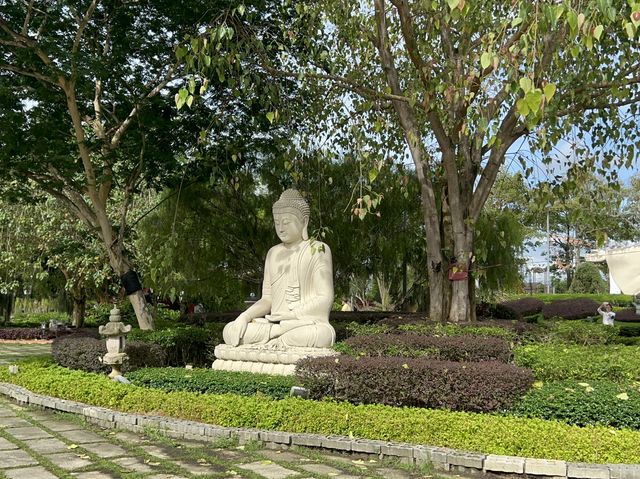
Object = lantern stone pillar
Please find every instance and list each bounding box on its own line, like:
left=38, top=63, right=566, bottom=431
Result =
left=98, top=307, right=132, bottom=379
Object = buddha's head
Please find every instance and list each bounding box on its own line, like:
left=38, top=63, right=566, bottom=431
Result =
left=272, top=189, right=310, bottom=245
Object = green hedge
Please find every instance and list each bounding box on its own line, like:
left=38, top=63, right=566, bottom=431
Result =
left=128, top=326, right=219, bottom=367
left=514, top=344, right=640, bottom=382
left=7, top=312, right=70, bottom=328
left=508, top=293, right=633, bottom=306
left=510, top=380, right=640, bottom=430
left=126, top=367, right=295, bottom=399
left=2, top=359, right=640, bottom=463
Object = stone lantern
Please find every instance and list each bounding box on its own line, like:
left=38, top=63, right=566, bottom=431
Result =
left=98, top=307, right=132, bottom=379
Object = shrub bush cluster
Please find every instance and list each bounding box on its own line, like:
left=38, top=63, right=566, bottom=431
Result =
left=499, top=298, right=545, bottom=318
left=2, top=358, right=640, bottom=464
left=127, top=367, right=295, bottom=399
left=397, top=322, right=519, bottom=340
left=296, top=356, right=533, bottom=412
left=5, top=312, right=70, bottom=328
left=613, top=308, right=640, bottom=322
left=509, top=293, right=633, bottom=307
left=545, top=320, right=621, bottom=346
left=51, top=335, right=165, bottom=373
left=338, top=333, right=512, bottom=362
left=476, top=302, right=520, bottom=320
left=0, top=327, right=75, bottom=340
left=541, top=298, right=600, bottom=320
left=128, top=326, right=213, bottom=367
left=510, top=380, right=640, bottom=430
left=514, top=344, right=640, bottom=382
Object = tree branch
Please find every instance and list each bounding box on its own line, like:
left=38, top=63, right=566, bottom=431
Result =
left=109, top=65, right=176, bottom=149
left=0, top=63, right=57, bottom=85
left=73, top=0, right=99, bottom=55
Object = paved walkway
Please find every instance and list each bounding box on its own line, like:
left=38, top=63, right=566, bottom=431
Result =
left=0, top=343, right=468, bottom=479
left=0, top=396, right=459, bottom=479
left=0, top=343, right=52, bottom=365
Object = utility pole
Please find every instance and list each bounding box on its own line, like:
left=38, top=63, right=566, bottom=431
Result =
left=545, top=210, right=551, bottom=294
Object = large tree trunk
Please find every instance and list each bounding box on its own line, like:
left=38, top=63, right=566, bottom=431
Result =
left=71, top=295, right=86, bottom=328
left=127, top=290, right=154, bottom=330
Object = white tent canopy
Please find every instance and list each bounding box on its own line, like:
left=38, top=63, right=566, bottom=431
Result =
left=586, top=246, right=640, bottom=295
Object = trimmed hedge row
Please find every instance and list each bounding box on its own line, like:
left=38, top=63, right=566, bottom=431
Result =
left=2, top=358, right=640, bottom=464
left=499, top=298, right=544, bottom=318
left=510, top=380, right=640, bottom=430
left=541, top=298, right=600, bottom=320
left=613, top=308, right=640, bottom=322
left=339, top=333, right=513, bottom=362
left=51, top=335, right=165, bottom=373
left=296, top=356, right=533, bottom=412
left=126, top=367, right=295, bottom=399
left=0, top=327, right=75, bottom=340
left=514, top=344, right=640, bottom=382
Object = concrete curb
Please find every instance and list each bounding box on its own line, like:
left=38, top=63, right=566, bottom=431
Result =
left=1, top=382, right=639, bottom=478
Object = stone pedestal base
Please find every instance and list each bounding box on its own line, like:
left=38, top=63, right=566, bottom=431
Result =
left=212, top=344, right=337, bottom=376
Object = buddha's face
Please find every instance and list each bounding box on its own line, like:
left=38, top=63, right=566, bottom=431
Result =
left=273, top=212, right=304, bottom=245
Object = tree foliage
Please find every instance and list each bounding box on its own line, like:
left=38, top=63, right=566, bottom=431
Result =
left=568, top=261, right=608, bottom=294
left=182, top=0, right=640, bottom=321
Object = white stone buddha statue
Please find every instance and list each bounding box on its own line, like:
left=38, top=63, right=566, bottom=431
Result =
left=222, top=189, right=336, bottom=348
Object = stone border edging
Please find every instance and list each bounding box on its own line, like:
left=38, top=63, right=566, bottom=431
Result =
left=0, top=382, right=638, bottom=479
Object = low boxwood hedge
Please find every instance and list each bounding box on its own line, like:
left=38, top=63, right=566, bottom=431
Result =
left=510, top=380, right=640, bottom=430
left=2, top=358, right=640, bottom=464
left=338, top=333, right=513, bottom=362
left=0, top=327, right=75, bottom=340
left=514, top=344, right=640, bottom=382
left=542, top=298, right=600, bottom=320
left=52, top=335, right=166, bottom=373
left=296, top=356, right=533, bottom=412
left=126, top=367, right=295, bottom=399
left=499, top=298, right=545, bottom=318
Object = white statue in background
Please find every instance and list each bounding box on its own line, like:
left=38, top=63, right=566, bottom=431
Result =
left=222, top=189, right=335, bottom=348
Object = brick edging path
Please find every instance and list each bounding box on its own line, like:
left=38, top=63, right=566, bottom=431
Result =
left=1, top=382, right=638, bottom=479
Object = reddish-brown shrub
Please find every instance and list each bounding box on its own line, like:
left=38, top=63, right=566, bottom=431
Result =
left=342, top=333, right=512, bottom=362
left=499, top=298, right=545, bottom=318
left=542, top=298, right=600, bottom=320
left=0, top=328, right=75, bottom=340
left=613, top=309, right=640, bottom=322
left=296, top=356, right=533, bottom=412
left=476, top=302, right=520, bottom=319
left=52, top=335, right=166, bottom=373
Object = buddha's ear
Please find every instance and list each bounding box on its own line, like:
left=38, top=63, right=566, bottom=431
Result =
left=302, top=217, right=309, bottom=241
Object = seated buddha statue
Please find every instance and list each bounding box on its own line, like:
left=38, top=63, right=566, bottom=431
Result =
left=222, top=189, right=336, bottom=348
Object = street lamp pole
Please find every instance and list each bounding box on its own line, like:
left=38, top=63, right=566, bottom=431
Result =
left=546, top=210, right=551, bottom=294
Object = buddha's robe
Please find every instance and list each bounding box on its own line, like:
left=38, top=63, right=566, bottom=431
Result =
left=223, top=240, right=335, bottom=348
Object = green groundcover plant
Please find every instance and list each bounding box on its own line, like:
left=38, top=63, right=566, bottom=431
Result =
left=2, top=358, right=640, bottom=464
left=126, top=367, right=295, bottom=399
left=514, top=344, right=640, bottom=382
left=510, top=380, right=640, bottom=430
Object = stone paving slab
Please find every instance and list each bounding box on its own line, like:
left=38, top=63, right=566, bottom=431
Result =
left=44, top=451, right=93, bottom=470
left=239, top=460, right=299, bottom=478
left=0, top=449, right=39, bottom=468
left=57, top=429, right=106, bottom=443
left=71, top=472, right=118, bottom=479
left=5, top=426, right=53, bottom=440
left=4, top=465, right=59, bottom=479
left=39, top=419, right=83, bottom=432
left=79, top=442, right=128, bottom=458
left=0, top=436, right=18, bottom=450
left=0, top=416, right=33, bottom=428
left=111, top=456, right=155, bottom=473
left=27, top=437, right=71, bottom=454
